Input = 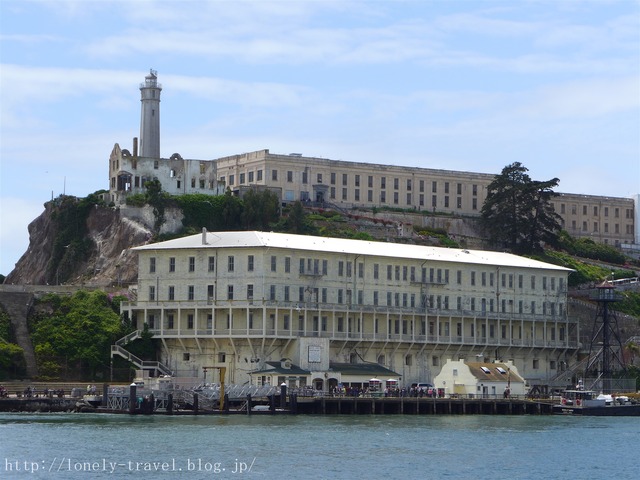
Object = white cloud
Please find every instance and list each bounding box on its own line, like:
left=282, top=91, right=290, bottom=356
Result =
left=0, top=197, right=45, bottom=275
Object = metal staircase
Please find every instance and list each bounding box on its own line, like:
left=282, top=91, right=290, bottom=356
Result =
left=110, top=331, right=172, bottom=376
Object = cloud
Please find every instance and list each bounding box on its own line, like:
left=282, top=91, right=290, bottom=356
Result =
left=0, top=197, right=45, bottom=275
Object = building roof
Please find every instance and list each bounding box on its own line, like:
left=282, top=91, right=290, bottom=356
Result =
left=465, top=362, right=525, bottom=383
left=134, top=230, right=572, bottom=272
left=329, top=363, right=400, bottom=377
left=249, top=361, right=311, bottom=376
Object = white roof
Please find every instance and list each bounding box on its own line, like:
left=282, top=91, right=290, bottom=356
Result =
left=133, top=231, right=572, bottom=272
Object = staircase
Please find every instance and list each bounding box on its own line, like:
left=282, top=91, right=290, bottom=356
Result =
left=111, top=330, right=172, bottom=376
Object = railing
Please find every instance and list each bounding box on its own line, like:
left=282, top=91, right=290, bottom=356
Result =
left=143, top=327, right=578, bottom=349
left=110, top=344, right=172, bottom=376
left=115, top=330, right=141, bottom=346
left=120, top=300, right=573, bottom=323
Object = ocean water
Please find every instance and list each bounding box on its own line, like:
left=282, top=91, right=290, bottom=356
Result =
left=0, top=413, right=638, bottom=479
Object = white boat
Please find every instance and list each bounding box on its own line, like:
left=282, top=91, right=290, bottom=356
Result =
left=553, top=389, right=640, bottom=416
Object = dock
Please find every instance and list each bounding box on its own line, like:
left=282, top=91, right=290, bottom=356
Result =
left=0, top=385, right=555, bottom=415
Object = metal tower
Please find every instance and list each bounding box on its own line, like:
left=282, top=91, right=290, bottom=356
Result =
left=139, top=69, right=162, bottom=158
left=585, top=281, right=625, bottom=393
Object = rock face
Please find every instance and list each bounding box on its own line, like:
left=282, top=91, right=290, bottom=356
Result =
left=5, top=203, right=183, bottom=287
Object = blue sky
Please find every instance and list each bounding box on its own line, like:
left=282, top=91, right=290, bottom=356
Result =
left=1, top=0, right=639, bottom=276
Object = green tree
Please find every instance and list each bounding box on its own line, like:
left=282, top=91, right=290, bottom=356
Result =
left=0, top=310, right=25, bottom=379
left=31, top=290, right=127, bottom=379
left=145, top=179, right=169, bottom=234
left=275, top=201, right=317, bottom=235
left=221, top=190, right=243, bottom=229
left=480, top=162, right=562, bottom=254
left=241, top=189, right=281, bottom=230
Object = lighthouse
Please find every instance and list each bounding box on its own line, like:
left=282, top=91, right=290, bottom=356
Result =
left=139, top=69, right=162, bottom=158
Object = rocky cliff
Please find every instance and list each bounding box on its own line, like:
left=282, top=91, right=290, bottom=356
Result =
left=4, top=200, right=182, bottom=287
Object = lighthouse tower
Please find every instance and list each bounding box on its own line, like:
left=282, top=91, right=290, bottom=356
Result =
left=139, top=69, right=162, bottom=158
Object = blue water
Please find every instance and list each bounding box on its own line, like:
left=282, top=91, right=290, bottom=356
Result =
left=0, top=413, right=638, bottom=479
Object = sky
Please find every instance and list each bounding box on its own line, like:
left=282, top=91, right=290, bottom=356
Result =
left=1, top=0, right=639, bottom=276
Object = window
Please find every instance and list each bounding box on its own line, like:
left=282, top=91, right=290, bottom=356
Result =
left=247, top=284, right=253, bottom=300
left=208, top=256, right=215, bottom=272
left=331, top=172, right=336, bottom=184
left=302, top=171, right=307, bottom=184
left=287, top=171, right=293, bottom=182
left=285, top=257, right=291, bottom=273
left=188, top=285, right=194, bottom=300
left=168, top=286, right=175, bottom=301
left=270, top=285, right=276, bottom=301
left=149, top=286, right=155, bottom=301
left=271, top=255, right=277, bottom=272
left=169, top=257, right=175, bottom=272
left=149, top=257, right=156, bottom=273
left=187, top=314, right=194, bottom=329
left=227, top=285, right=234, bottom=300
left=228, top=256, right=235, bottom=272
left=188, top=256, right=195, bottom=272
left=272, top=170, right=278, bottom=181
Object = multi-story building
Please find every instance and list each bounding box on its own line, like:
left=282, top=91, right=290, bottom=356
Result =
left=120, top=230, right=576, bottom=390
left=550, top=193, right=635, bottom=248
left=107, top=72, right=637, bottom=247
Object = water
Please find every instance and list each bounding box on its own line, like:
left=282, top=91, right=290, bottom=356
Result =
left=0, top=413, right=638, bottom=479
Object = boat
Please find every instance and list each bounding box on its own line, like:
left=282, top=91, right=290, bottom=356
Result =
left=553, top=388, right=640, bottom=416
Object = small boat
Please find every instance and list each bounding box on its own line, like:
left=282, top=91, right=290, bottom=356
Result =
left=553, top=389, right=640, bottom=416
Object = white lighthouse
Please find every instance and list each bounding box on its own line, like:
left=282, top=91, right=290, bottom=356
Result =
left=139, top=69, right=162, bottom=158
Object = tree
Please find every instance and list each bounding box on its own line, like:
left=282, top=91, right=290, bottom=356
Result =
left=221, top=189, right=243, bottom=229
left=241, top=189, right=281, bottom=230
left=276, top=201, right=317, bottom=235
left=480, top=162, right=562, bottom=254
left=31, top=290, right=127, bottom=379
left=144, top=179, right=168, bottom=234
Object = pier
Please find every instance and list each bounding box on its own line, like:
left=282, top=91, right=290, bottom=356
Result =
left=0, top=382, right=555, bottom=415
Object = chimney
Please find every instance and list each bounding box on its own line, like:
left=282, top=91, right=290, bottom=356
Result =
left=133, top=137, right=138, bottom=157
left=202, top=227, right=207, bottom=245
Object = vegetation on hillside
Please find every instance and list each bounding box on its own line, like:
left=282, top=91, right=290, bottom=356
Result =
left=557, top=231, right=628, bottom=265
left=47, top=192, right=107, bottom=284
left=532, top=250, right=635, bottom=287
left=0, top=310, right=25, bottom=379
left=617, top=291, right=640, bottom=318
left=29, top=290, right=131, bottom=380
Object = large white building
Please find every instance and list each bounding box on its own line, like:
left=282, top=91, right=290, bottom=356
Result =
left=120, top=230, right=576, bottom=391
